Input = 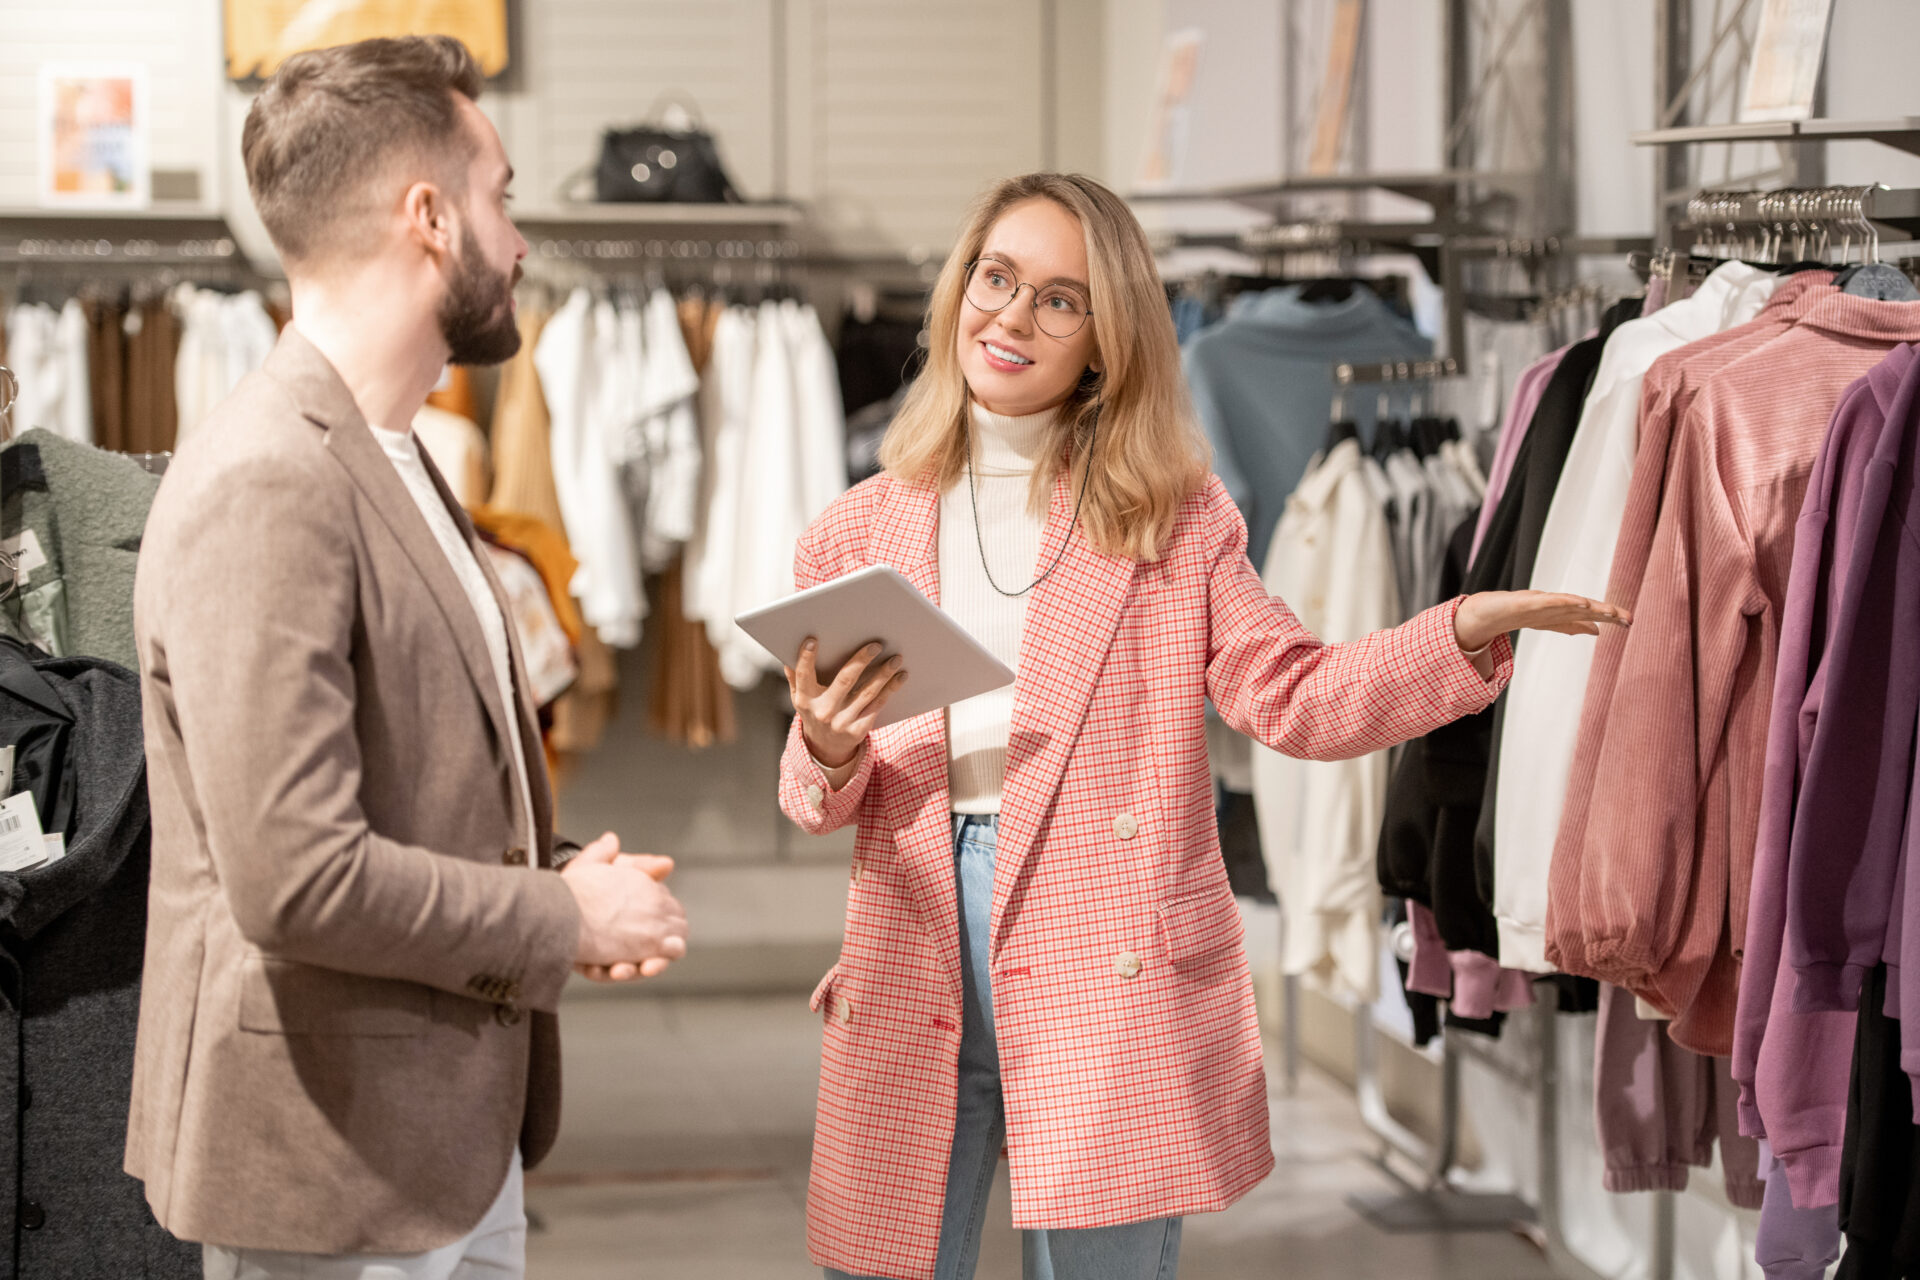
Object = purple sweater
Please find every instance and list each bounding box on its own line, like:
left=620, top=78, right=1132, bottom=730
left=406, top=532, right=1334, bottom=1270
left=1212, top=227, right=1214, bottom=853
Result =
left=1734, top=349, right=1910, bottom=1209
left=1785, top=344, right=1920, bottom=1014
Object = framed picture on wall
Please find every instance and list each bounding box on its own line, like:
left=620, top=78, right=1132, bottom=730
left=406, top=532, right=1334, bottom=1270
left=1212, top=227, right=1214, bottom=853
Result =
left=1741, top=0, right=1835, bottom=123
left=224, top=0, right=510, bottom=81
left=1136, top=29, right=1206, bottom=192
left=38, top=64, right=149, bottom=209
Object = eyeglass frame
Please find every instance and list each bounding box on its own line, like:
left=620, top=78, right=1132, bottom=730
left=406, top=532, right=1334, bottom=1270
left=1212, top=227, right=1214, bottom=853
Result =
left=961, top=258, right=1095, bottom=338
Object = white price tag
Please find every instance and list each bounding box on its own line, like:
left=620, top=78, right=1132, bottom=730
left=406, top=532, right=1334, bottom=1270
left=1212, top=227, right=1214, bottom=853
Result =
left=1, top=530, right=47, bottom=585
left=0, top=745, right=16, bottom=798
left=0, top=791, right=47, bottom=872
left=40, top=833, right=65, bottom=866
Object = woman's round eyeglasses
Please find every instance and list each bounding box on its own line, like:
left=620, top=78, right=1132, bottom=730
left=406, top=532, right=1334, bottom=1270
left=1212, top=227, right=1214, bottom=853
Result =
left=963, top=259, right=1093, bottom=339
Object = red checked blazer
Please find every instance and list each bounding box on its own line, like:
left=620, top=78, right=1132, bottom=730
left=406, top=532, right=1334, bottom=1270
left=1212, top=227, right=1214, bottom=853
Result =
left=781, top=469, right=1511, bottom=1280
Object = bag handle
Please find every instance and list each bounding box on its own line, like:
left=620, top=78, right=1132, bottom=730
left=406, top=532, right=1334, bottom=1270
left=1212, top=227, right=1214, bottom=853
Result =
left=643, top=91, right=709, bottom=131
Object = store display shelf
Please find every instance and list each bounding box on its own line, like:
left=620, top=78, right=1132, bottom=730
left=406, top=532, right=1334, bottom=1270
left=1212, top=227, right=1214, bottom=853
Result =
left=1130, top=169, right=1533, bottom=212
left=0, top=205, right=226, bottom=223
left=1632, top=117, right=1920, bottom=157
left=512, top=201, right=804, bottom=227
left=0, top=209, right=244, bottom=265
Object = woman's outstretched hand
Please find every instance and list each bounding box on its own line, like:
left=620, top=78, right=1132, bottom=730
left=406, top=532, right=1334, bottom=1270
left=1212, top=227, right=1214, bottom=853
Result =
left=1454, top=591, right=1632, bottom=655
left=785, top=637, right=908, bottom=769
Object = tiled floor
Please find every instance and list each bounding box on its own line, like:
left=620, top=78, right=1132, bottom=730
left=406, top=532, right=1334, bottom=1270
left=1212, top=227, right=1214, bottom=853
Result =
left=526, top=994, right=1558, bottom=1280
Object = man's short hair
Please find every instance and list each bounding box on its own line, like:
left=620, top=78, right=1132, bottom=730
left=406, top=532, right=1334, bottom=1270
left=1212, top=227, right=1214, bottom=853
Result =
left=241, top=35, right=484, bottom=266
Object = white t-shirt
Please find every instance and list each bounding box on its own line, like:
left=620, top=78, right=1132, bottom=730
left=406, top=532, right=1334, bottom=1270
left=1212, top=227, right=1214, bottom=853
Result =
left=369, top=423, right=539, bottom=857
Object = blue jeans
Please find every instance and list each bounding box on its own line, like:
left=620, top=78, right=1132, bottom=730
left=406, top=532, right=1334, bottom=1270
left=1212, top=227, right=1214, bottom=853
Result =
left=827, top=815, right=1182, bottom=1280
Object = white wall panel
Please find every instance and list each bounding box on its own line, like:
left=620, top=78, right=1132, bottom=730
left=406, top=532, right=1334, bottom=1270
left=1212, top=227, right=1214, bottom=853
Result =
left=504, top=0, right=779, bottom=208
left=802, top=0, right=1046, bottom=253
left=0, top=0, right=225, bottom=208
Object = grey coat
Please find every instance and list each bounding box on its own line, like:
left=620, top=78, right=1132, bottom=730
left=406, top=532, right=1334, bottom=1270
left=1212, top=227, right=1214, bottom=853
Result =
left=0, top=647, right=194, bottom=1278
left=0, top=431, right=161, bottom=671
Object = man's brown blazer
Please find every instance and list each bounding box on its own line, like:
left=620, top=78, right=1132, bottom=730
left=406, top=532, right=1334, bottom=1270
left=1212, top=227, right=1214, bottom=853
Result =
left=126, top=331, right=581, bottom=1254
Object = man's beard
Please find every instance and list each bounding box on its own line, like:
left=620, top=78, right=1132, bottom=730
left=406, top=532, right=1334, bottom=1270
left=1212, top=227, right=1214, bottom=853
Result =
left=438, top=229, right=522, bottom=366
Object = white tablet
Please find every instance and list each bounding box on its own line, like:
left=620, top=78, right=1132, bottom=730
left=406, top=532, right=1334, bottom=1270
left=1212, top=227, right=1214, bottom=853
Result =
left=734, top=565, right=1014, bottom=728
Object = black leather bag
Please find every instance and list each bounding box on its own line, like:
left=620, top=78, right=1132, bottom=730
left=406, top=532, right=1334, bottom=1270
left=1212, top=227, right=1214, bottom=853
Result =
left=592, top=96, right=741, bottom=204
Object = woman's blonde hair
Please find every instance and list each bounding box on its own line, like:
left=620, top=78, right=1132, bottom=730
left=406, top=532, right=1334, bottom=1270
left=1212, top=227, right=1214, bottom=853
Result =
left=876, top=172, right=1211, bottom=561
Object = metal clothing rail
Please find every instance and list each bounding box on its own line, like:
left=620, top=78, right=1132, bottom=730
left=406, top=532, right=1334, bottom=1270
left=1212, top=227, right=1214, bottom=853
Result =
left=0, top=237, right=242, bottom=267
left=1335, top=356, right=1462, bottom=385
left=0, top=211, right=251, bottom=270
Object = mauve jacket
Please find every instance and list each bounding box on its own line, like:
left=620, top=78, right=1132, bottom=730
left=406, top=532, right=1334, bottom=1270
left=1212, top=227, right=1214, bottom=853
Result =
left=1785, top=342, right=1920, bottom=1020
left=1734, top=350, right=1909, bottom=1210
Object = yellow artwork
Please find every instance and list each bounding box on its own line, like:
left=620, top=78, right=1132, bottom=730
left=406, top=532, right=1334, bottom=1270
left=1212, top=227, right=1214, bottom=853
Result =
left=225, top=0, right=509, bottom=80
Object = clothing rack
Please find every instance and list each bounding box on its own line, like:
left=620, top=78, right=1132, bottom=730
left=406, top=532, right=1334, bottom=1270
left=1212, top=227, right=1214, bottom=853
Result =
left=0, top=212, right=253, bottom=273
left=1334, top=356, right=1462, bottom=385
left=1674, top=184, right=1920, bottom=260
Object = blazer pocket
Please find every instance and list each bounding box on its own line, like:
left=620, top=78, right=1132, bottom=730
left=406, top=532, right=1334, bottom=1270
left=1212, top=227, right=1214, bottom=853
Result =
left=1156, top=886, right=1245, bottom=972
left=809, top=963, right=841, bottom=1014
left=239, top=956, right=432, bottom=1037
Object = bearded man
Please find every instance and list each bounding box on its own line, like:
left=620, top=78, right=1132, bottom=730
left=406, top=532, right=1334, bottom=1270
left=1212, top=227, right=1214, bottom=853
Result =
left=127, top=35, right=688, bottom=1280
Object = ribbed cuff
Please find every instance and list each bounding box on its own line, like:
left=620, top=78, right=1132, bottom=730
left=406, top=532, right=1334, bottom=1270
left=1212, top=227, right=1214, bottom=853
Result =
left=1494, top=916, right=1553, bottom=974
left=1777, top=1141, right=1843, bottom=1211
left=1725, top=1173, right=1766, bottom=1212
left=808, top=741, right=866, bottom=792
left=1789, top=960, right=1866, bottom=1013
left=1736, top=1093, right=1766, bottom=1140
left=1603, top=1164, right=1691, bottom=1195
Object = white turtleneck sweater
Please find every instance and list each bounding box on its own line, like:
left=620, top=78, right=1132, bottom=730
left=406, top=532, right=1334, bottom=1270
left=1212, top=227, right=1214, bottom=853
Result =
left=939, top=402, right=1056, bottom=813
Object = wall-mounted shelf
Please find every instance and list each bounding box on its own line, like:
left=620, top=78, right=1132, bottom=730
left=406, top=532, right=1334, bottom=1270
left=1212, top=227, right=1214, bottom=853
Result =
left=1632, top=117, right=1920, bottom=158
left=512, top=202, right=804, bottom=227
left=0, top=206, right=226, bottom=223
left=1131, top=170, right=1534, bottom=214
left=0, top=210, right=245, bottom=267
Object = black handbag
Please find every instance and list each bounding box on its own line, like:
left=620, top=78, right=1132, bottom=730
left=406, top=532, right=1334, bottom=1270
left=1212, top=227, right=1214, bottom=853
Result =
left=591, top=95, right=742, bottom=204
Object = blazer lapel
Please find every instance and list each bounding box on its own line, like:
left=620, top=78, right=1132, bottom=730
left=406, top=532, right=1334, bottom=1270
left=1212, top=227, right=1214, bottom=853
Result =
left=990, top=469, right=1137, bottom=958
left=267, top=333, right=517, bottom=769
left=427, top=454, right=556, bottom=858
left=867, top=478, right=966, bottom=1005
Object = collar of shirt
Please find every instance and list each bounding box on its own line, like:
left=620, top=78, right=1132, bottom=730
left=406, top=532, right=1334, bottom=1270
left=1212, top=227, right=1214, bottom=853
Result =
left=969, top=401, right=1056, bottom=477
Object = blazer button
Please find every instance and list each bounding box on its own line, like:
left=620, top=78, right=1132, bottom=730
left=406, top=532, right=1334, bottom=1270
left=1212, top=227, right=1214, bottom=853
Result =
left=1112, top=814, right=1139, bottom=840
left=1114, top=952, right=1143, bottom=980
left=851, top=862, right=863, bottom=883
left=495, top=1003, right=524, bottom=1028
left=806, top=784, right=826, bottom=811
left=834, top=995, right=854, bottom=1025
left=19, top=1200, right=44, bottom=1231
left=503, top=846, right=528, bottom=867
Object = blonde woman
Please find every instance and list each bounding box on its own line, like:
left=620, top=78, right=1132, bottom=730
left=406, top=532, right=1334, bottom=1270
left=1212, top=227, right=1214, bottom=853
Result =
left=780, top=173, right=1625, bottom=1280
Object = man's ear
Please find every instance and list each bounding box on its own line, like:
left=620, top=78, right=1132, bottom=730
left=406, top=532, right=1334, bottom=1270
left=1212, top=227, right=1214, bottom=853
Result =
left=402, top=181, right=454, bottom=259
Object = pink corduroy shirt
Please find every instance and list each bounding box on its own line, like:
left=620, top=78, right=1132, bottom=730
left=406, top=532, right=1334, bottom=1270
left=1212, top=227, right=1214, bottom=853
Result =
left=1548, top=287, right=1920, bottom=1057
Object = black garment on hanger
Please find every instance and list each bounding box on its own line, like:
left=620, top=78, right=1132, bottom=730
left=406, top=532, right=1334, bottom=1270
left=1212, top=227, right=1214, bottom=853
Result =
left=1297, top=278, right=1361, bottom=304
left=835, top=312, right=926, bottom=417
left=1836, top=965, right=1920, bottom=1280
left=0, top=648, right=197, bottom=1279
left=1377, top=514, right=1478, bottom=908
left=1371, top=413, right=1412, bottom=464
left=1378, top=297, right=1642, bottom=954
left=1214, top=785, right=1274, bottom=903
left=1465, top=297, right=1641, bottom=942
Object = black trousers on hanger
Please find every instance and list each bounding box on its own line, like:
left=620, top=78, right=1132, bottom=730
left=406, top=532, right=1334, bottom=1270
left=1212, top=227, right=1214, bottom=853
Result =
left=1838, top=964, right=1920, bottom=1279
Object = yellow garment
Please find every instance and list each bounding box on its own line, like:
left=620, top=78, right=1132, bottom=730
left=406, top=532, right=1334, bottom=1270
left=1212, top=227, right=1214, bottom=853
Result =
left=427, top=364, right=480, bottom=424
left=489, top=308, right=566, bottom=534
left=469, top=507, right=583, bottom=645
